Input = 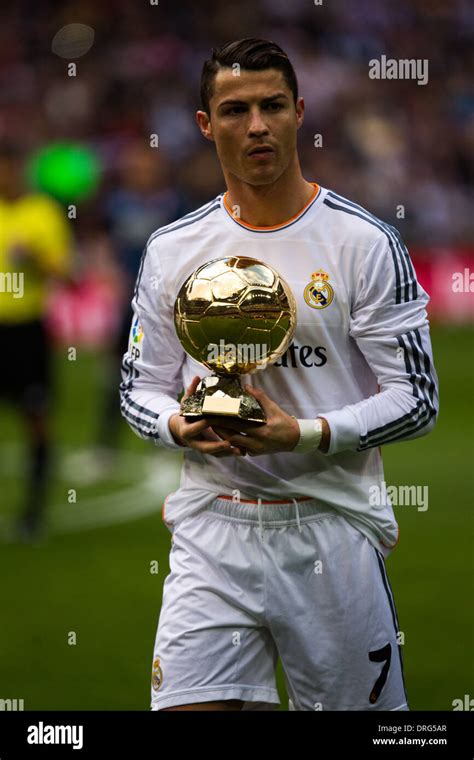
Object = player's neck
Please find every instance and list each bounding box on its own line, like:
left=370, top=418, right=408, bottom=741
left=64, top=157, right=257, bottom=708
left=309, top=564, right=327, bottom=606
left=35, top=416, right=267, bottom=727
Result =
left=224, top=168, right=315, bottom=228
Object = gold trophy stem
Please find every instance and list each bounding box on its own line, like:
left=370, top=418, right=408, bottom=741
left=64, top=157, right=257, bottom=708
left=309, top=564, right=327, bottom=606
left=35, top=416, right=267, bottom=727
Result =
left=181, top=375, right=266, bottom=423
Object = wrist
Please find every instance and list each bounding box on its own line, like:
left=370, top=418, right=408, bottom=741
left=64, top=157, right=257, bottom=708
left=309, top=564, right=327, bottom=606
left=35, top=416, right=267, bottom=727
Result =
left=168, top=413, right=185, bottom=447
left=292, top=416, right=328, bottom=453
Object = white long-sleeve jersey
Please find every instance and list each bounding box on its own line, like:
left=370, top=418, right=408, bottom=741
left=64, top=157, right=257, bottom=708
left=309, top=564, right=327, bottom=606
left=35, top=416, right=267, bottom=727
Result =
left=120, top=183, right=439, bottom=557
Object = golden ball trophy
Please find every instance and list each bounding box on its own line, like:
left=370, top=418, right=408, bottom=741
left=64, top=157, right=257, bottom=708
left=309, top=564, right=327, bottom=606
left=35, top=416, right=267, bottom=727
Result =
left=174, top=256, right=297, bottom=424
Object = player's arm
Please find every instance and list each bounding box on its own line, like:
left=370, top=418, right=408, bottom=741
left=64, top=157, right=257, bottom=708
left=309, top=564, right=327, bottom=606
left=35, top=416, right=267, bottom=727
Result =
left=119, top=239, right=243, bottom=457
left=213, top=228, right=439, bottom=457
left=209, top=228, right=439, bottom=455
left=316, top=228, right=440, bottom=455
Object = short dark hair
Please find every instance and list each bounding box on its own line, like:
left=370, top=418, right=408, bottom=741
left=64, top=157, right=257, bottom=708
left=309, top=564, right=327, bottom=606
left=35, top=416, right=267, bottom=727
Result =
left=200, top=38, right=298, bottom=116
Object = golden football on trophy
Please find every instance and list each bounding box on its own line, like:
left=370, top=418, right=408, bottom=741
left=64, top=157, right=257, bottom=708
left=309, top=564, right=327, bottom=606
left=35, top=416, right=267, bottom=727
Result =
left=174, top=256, right=297, bottom=423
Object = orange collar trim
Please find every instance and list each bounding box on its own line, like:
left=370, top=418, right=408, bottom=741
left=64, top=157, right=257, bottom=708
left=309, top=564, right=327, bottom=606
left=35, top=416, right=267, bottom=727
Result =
left=223, top=182, right=319, bottom=231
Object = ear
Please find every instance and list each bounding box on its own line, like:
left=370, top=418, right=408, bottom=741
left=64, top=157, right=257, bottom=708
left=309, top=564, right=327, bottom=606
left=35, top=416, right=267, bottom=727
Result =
left=196, top=110, right=214, bottom=142
left=295, top=96, right=305, bottom=130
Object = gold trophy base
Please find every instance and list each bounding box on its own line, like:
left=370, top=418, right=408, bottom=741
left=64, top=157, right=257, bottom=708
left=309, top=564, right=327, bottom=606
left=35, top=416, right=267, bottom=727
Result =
left=180, top=375, right=265, bottom=424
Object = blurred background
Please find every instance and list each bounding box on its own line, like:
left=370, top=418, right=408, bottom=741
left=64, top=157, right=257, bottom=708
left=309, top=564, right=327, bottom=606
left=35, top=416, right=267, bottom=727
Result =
left=0, top=0, right=472, bottom=710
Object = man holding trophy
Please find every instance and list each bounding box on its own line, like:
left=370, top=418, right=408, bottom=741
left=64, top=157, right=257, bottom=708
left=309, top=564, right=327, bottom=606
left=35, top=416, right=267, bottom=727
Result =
left=120, top=39, right=439, bottom=712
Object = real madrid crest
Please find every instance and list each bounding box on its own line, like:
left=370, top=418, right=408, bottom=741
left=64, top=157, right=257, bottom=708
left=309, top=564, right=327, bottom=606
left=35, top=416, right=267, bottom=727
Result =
left=152, top=657, right=163, bottom=691
left=304, top=269, right=334, bottom=309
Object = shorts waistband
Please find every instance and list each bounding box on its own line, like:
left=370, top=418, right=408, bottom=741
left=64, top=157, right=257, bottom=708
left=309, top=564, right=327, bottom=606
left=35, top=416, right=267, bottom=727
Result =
left=217, top=494, right=314, bottom=505
left=206, top=494, right=339, bottom=532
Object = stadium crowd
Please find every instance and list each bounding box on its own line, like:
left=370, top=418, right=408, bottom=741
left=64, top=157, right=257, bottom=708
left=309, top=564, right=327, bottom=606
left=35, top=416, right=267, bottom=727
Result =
left=0, top=0, right=472, bottom=245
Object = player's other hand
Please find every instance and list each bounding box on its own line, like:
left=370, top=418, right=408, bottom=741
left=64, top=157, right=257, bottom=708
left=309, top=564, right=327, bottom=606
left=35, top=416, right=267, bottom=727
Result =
left=168, top=376, right=246, bottom=457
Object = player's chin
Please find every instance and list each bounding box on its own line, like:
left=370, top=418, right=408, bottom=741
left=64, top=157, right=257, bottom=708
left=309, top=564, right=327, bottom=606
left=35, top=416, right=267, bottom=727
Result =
left=250, top=169, right=277, bottom=181
left=240, top=156, right=279, bottom=175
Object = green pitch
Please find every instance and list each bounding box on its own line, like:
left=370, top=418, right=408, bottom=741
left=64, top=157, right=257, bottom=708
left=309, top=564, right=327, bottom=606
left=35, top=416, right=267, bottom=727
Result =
left=0, top=324, right=472, bottom=710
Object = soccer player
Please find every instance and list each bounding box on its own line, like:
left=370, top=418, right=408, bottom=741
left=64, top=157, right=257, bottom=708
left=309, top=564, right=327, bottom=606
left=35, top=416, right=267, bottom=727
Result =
left=0, top=141, right=73, bottom=541
left=120, top=39, right=439, bottom=711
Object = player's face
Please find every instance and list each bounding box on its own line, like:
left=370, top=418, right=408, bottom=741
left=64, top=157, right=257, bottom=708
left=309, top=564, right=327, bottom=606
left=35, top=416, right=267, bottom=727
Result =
left=197, top=68, right=304, bottom=186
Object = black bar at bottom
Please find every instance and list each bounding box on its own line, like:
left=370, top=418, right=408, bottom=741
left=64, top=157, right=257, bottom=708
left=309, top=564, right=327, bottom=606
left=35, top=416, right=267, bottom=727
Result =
left=0, top=709, right=472, bottom=758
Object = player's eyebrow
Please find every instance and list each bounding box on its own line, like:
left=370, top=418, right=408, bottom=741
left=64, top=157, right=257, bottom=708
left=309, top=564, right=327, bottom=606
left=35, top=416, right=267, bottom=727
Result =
left=217, top=92, right=289, bottom=110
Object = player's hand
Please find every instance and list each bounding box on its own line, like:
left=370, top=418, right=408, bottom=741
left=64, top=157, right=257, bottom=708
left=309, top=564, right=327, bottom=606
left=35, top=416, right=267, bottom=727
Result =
left=169, top=376, right=246, bottom=457
left=209, top=385, right=301, bottom=457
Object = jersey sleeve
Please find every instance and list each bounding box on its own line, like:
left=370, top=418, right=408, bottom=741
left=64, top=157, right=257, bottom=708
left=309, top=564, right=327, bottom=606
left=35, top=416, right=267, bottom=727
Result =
left=320, top=228, right=439, bottom=455
left=119, top=238, right=185, bottom=450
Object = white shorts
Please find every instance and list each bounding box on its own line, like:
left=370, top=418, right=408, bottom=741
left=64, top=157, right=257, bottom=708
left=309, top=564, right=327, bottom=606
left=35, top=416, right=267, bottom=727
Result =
left=150, top=495, right=409, bottom=711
